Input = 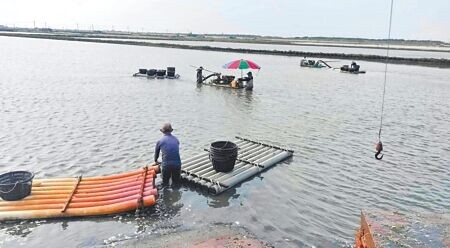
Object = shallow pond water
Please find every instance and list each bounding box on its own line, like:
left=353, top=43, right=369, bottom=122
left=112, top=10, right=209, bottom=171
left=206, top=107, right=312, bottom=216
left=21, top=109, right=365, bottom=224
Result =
left=0, top=36, right=449, bottom=247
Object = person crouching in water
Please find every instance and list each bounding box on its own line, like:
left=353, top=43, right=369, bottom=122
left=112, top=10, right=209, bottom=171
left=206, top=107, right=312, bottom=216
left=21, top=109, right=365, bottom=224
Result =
left=244, top=71, right=254, bottom=91
left=154, top=123, right=181, bottom=186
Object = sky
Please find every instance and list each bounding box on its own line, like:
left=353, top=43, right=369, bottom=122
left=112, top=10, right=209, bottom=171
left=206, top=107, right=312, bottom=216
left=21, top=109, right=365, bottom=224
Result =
left=1, top=0, right=450, bottom=42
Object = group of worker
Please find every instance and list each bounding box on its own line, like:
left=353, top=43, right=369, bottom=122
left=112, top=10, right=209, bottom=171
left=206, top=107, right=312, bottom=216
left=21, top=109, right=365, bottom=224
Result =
left=196, top=66, right=254, bottom=91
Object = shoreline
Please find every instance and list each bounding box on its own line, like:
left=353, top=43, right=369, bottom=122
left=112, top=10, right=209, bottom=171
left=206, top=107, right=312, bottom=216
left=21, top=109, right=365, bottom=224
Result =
left=2, top=32, right=450, bottom=68
left=3, top=30, right=450, bottom=53
left=116, top=224, right=272, bottom=248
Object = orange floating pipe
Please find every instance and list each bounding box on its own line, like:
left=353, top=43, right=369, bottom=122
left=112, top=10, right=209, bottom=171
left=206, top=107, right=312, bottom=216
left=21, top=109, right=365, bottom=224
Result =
left=0, top=188, right=157, bottom=207
left=33, top=166, right=158, bottom=183
left=31, top=181, right=154, bottom=195
left=0, top=167, right=158, bottom=221
left=32, top=175, right=154, bottom=191
left=27, top=182, right=154, bottom=198
left=0, top=195, right=156, bottom=221
left=33, top=171, right=155, bottom=186
left=0, top=190, right=157, bottom=211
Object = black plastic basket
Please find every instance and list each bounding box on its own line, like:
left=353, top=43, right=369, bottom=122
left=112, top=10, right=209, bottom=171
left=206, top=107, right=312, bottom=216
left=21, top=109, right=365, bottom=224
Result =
left=156, top=70, right=166, bottom=77
left=167, top=67, right=176, bottom=77
left=0, top=171, right=34, bottom=201
left=147, top=69, right=157, bottom=76
left=210, top=141, right=238, bottom=172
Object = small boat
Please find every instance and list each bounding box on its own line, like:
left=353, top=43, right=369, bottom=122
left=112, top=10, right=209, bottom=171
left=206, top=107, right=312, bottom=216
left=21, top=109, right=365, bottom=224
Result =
left=340, top=62, right=366, bottom=74
left=133, top=67, right=180, bottom=79
left=200, top=73, right=246, bottom=89
left=0, top=166, right=158, bottom=221
left=355, top=211, right=376, bottom=248
left=300, top=59, right=331, bottom=68
left=203, top=82, right=245, bottom=89
left=202, top=79, right=246, bottom=89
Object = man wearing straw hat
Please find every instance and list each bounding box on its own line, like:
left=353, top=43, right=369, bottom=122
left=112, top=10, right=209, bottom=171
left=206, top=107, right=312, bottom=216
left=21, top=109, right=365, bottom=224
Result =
left=154, top=123, right=181, bottom=186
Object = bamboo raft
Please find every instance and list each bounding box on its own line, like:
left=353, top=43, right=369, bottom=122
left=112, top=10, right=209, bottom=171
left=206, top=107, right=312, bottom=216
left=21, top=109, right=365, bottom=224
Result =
left=181, top=137, right=294, bottom=194
left=0, top=166, right=158, bottom=221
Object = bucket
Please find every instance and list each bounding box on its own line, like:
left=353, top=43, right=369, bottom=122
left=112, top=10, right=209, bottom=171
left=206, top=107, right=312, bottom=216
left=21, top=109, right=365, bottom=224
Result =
left=167, top=67, right=176, bottom=77
left=156, top=70, right=166, bottom=77
left=210, top=141, right=238, bottom=172
left=0, top=171, right=34, bottom=201
left=147, top=69, right=157, bottom=76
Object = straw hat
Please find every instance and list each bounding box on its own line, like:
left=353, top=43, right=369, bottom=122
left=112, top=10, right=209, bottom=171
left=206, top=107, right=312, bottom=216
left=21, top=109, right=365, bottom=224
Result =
left=160, top=123, right=173, bottom=133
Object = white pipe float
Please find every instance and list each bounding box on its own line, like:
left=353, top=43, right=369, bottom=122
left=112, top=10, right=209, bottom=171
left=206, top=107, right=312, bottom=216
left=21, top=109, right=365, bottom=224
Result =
left=180, top=137, right=293, bottom=194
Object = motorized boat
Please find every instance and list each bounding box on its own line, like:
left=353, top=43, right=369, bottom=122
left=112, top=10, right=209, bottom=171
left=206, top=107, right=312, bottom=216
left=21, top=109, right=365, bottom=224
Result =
left=340, top=62, right=366, bottom=74
left=300, top=59, right=332, bottom=68
left=200, top=73, right=246, bottom=89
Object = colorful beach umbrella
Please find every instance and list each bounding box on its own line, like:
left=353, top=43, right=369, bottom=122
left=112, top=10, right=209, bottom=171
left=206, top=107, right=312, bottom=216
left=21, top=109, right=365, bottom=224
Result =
left=223, top=59, right=261, bottom=77
left=223, top=59, right=261, bottom=70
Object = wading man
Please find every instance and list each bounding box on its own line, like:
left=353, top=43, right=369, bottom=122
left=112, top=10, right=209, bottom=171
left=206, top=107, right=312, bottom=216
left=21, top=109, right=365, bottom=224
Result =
left=154, top=123, right=181, bottom=186
left=196, top=66, right=204, bottom=83
left=244, top=71, right=253, bottom=91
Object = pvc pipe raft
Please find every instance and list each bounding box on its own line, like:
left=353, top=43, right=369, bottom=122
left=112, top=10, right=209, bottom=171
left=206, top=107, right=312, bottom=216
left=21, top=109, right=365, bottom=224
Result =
left=0, top=166, right=159, bottom=221
left=181, top=137, right=294, bottom=194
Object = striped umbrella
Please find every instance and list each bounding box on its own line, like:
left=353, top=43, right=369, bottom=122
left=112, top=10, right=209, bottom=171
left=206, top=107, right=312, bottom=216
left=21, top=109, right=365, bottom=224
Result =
left=223, top=59, right=261, bottom=77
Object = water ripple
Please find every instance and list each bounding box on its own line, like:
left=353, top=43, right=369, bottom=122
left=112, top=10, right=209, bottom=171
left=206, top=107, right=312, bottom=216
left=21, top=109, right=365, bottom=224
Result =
left=0, top=36, right=449, bottom=247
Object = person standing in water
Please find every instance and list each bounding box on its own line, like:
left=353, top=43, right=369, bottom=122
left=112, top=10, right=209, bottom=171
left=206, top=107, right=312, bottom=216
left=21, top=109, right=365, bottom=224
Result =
left=154, top=123, right=181, bottom=186
left=196, top=66, right=204, bottom=84
left=244, top=71, right=254, bottom=91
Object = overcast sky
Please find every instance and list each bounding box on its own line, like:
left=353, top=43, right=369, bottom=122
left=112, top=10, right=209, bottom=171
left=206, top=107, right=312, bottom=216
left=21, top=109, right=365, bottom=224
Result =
left=1, top=0, right=449, bottom=41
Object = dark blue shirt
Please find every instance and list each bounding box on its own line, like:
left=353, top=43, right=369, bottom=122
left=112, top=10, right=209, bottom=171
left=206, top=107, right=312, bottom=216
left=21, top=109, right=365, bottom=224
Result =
left=154, top=134, right=181, bottom=168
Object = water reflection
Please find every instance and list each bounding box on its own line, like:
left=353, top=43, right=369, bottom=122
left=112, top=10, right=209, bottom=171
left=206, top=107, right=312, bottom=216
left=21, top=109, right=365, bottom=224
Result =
left=1, top=37, right=449, bottom=247
left=61, top=220, right=69, bottom=230
left=0, top=220, right=40, bottom=238
left=236, top=90, right=254, bottom=104
left=157, top=187, right=183, bottom=218
left=180, top=184, right=238, bottom=209
left=206, top=188, right=237, bottom=208
left=109, top=188, right=184, bottom=235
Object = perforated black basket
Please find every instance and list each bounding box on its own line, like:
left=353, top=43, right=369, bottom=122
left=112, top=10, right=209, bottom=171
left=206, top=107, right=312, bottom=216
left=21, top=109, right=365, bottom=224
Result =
left=0, top=171, right=34, bottom=201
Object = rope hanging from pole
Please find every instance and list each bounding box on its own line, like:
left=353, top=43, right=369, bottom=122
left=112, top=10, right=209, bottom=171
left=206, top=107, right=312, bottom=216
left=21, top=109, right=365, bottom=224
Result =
left=376, top=0, right=394, bottom=160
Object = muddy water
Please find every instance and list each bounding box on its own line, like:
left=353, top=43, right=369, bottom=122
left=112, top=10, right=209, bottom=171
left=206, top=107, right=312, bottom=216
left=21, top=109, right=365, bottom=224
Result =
left=0, top=36, right=449, bottom=247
